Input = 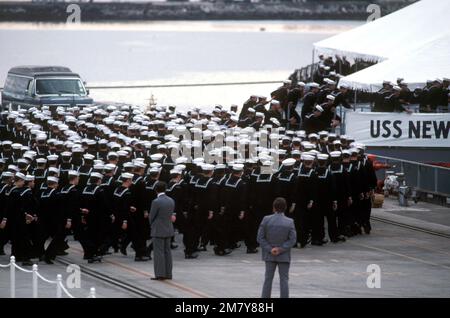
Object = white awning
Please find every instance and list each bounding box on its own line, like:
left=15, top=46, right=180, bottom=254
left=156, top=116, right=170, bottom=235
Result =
left=313, top=0, right=450, bottom=62
left=338, top=33, right=450, bottom=91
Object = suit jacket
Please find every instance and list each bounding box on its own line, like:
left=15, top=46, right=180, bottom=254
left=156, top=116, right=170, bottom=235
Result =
left=257, top=213, right=297, bottom=263
left=149, top=193, right=175, bottom=238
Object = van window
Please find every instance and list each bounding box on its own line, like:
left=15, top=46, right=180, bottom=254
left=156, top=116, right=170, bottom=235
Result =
left=35, top=78, right=86, bottom=95
left=4, top=75, right=31, bottom=94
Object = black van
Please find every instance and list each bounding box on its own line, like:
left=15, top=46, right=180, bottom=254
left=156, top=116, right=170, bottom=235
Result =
left=1, top=65, right=93, bottom=110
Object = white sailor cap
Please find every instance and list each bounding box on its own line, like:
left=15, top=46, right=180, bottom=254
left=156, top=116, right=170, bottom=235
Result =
left=201, top=164, right=215, bottom=171
left=47, top=154, right=59, bottom=161
left=333, top=140, right=342, bottom=145
left=349, top=148, right=359, bottom=155
left=8, top=165, right=19, bottom=172
left=324, top=78, right=336, bottom=85
left=104, top=164, right=116, bottom=171
left=121, top=172, right=134, bottom=180
left=317, top=154, right=329, bottom=161
left=232, top=164, right=244, bottom=172
left=308, top=133, right=319, bottom=139
left=230, top=116, right=239, bottom=123
left=134, top=161, right=147, bottom=169
left=298, top=82, right=306, bottom=87
left=25, top=175, right=35, bottom=182
left=282, top=158, right=296, bottom=167
left=123, top=162, right=134, bottom=169
left=149, top=167, right=161, bottom=174
left=330, top=151, right=342, bottom=158
left=175, top=164, right=186, bottom=171
left=150, top=162, right=161, bottom=169
left=315, top=105, right=324, bottom=112
left=175, top=156, right=188, bottom=164
left=255, top=112, right=264, bottom=118
left=301, top=154, right=314, bottom=161
left=47, top=176, right=59, bottom=183
left=291, top=150, right=301, bottom=156
left=215, top=163, right=226, bottom=170
left=68, top=170, right=79, bottom=177
left=12, top=143, right=22, bottom=150
left=261, top=160, right=273, bottom=167
left=150, top=153, right=164, bottom=161
left=308, top=82, right=320, bottom=88
left=318, top=131, right=329, bottom=137
left=169, top=169, right=182, bottom=175
left=83, top=154, right=95, bottom=160
left=342, top=150, right=351, bottom=156
left=270, top=118, right=280, bottom=126
left=61, top=151, right=72, bottom=157
left=326, top=95, right=336, bottom=101
left=48, top=167, right=60, bottom=174
left=90, top=172, right=103, bottom=179
left=192, top=158, right=205, bottom=165
left=1, top=171, right=14, bottom=178
left=393, top=86, right=401, bottom=91
left=93, top=164, right=104, bottom=170
left=17, top=158, right=29, bottom=165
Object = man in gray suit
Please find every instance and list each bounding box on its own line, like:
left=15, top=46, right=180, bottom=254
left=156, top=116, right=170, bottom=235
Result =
left=149, top=181, right=176, bottom=280
left=257, top=197, right=297, bottom=298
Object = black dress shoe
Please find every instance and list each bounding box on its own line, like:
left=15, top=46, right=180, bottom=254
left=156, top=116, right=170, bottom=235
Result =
left=56, top=251, right=69, bottom=256
left=230, top=243, right=241, bottom=249
left=44, top=257, right=54, bottom=265
left=151, top=277, right=166, bottom=281
left=120, top=246, right=127, bottom=256
left=87, top=256, right=102, bottom=264
left=197, top=245, right=207, bottom=252
left=246, top=248, right=258, bottom=254
left=185, top=253, right=199, bottom=259
left=134, top=256, right=150, bottom=262
left=311, top=240, right=323, bottom=246
left=321, top=238, right=329, bottom=244
left=170, top=243, right=178, bottom=249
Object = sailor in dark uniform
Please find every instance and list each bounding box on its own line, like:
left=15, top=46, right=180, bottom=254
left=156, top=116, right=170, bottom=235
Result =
left=301, top=83, right=320, bottom=120
left=4, top=173, right=34, bottom=265
left=274, top=158, right=297, bottom=219
left=357, top=145, right=378, bottom=234
left=37, top=176, right=61, bottom=264
left=56, top=171, right=80, bottom=256
left=292, top=154, right=318, bottom=248
left=129, top=161, right=151, bottom=261
left=78, top=172, right=107, bottom=263
left=343, top=149, right=364, bottom=236
left=77, top=154, right=95, bottom=189
left=329, top=151, right=352, bottom=239
left=59, top=151, right=74, bottom=187
left=314, top=154, right=341, bottom=245
left=0, top=171, right=14, bottom=256
left=191, top=163, right=217, bottom=252
left=112, top=172, right=144, bottom=261
left=166, top=169, right=197, bottom=259
left=248, top=160, right=275, bottom=248
left=217, top=163, right=248, bottom=255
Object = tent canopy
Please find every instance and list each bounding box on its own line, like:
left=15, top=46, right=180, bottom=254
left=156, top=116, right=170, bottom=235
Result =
left=313, top=0, right=450, bottom=62
left=338, top=33, right=450, bottom=91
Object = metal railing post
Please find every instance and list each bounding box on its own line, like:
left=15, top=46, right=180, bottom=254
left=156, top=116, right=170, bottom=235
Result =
left=32, top=264, right=38, bottom=298
left=56, top=274, right=62, bottom=298
left=89, top=287, right=96, bottom=298
left=434, top=168, right=438, bottom=193
left=10, top=256, right=15, bottom=298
